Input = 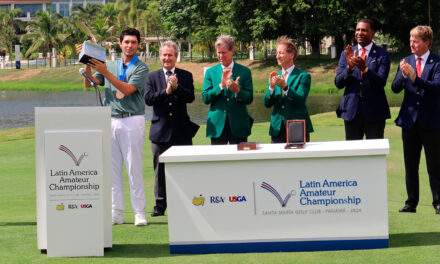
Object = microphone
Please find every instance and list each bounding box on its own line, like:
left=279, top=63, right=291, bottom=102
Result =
left=79, top=68, right=103, bottom=106
left=79, top=68, right=96, bottom=86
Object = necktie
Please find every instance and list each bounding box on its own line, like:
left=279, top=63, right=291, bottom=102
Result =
left=166, top=71, right=172, bottom=83
left=360, top=48, right=366, bottom=77
left=416, top=57, right=422, bottom=78
left=360, top=48, right=366, bottom=60
left=282, top=70, right=288, bottom=80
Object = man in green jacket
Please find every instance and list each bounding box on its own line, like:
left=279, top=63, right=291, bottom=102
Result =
left=202, top=34, right=253, bottom=144
left=264, top=36, right=313, bottom=143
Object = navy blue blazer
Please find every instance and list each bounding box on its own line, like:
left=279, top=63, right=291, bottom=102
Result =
left=145, top=68, right=199, bottom=143
left=335, top=44, right=391, bottom=121
left=391, top=52, right=440, bottom=130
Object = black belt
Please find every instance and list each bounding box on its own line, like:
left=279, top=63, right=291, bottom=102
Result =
left=112, top=113, right=133, bottom=118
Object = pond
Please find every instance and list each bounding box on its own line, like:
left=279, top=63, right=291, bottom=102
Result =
left=0, top=91, right=403, bottom=130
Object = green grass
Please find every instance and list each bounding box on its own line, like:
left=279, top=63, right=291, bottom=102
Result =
left=1, top=108, right=439, bottom=263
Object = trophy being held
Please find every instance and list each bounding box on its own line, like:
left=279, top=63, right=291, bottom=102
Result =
left=77, top=21, right=106, bottom=64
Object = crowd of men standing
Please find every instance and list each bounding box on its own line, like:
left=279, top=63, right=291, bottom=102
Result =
left=77, top=18, right=440, bottom=226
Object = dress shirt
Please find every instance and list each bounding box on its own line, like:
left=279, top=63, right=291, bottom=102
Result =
left=415, top=50, right=430, bottom=73
left=162, top=67, right=176, bottom=83
left=401, top=50, right=430, bottom=78
left=357, top=42, right=373, bottom=58
left=219, top=61, right=235, bottom=91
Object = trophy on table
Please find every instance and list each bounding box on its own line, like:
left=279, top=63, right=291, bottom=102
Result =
left=285, top=120, right=306, bottom=149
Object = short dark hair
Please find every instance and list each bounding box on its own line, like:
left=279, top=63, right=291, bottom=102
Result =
left=119, top=28, right=141, bottom=43
left=357, top=18, right=376, bottom=32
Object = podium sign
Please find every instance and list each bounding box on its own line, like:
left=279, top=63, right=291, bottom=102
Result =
left=45, top=131, right=103, bottom=257
left=36, top=107, right=112, bottom=257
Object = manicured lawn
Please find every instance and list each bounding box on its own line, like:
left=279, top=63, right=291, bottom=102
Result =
left=1, top=108, right=439, bottom=263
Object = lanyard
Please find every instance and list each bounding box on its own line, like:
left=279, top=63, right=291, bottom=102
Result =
left=118, top=55, right=138, bottom=82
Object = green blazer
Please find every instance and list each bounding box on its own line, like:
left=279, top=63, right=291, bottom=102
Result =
left=263, top=67, right=314, bottom=136
left=202, top=62, right=253, bottom=138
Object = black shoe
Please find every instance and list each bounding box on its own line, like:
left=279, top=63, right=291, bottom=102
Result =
left=151, top=208, right=165, bottom=217
left=399, top=205, right=416, bottom=213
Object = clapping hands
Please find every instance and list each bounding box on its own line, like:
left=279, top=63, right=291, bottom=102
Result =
left=400, top=59, right=416, bottom=82
left=221, top=68, right=240, bottom=93
left=166, top=74, right=178, bottom=95
left=269, top=71, right=287, bottom=89
left=345, top=45, right=367, bottom=72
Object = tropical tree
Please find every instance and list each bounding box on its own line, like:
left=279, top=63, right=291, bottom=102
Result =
left=71, top=3, right=103, bottom=22
left=141, top=1, right=166, bottom=38
left=20, top=10, right=63, bottom=57
left=99, top=3, right=120, bottom=53
left=0, top=8, right=25, bottom=55
left=91, top=17, right=116, bottom=46
left=160, top=0, right=220, bottom=58
left=115, top=0, right=148, bottom=29
left=101, top=3, right=119, bottom=30
left=58, top=14, right=87, bottom=58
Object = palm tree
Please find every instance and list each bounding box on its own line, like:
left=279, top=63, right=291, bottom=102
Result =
left=0, top=9, right=25, bottom=55
left=58, top=15, right=86, bottom=58
left=71, top=3, right=103, bottom=22
left=100, top=2, right=119, bottom=48
left=101, top=3, right=119, bottom=28
left=20, top=10, right=63, bottom=57
left=115, top=0, right=148, bottom=29
left=91, top=17, right=116, bottom=46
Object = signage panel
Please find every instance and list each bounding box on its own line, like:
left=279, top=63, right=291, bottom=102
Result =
left=162, top=141, right=389, bottom=253
left=45, top=130, right=104, bottom=257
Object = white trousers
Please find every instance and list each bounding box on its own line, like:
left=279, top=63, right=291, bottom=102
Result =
left=111, top=115, right=146, bottom=215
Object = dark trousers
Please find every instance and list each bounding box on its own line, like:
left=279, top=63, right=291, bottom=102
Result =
left=344, top=105, right=385, bottom=140
left=211, top=115, right=247, bottom=145
left=271, top=122, right=310, bottom=143
left=151, top=137, right=192, bottom=211
left=402, top=122, right=440, bottom=209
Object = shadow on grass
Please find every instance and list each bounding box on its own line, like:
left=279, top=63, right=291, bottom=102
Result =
left=0, top=221, right=36, bottom=226
left=103, top=243, right=172, bottom=258
left=390, top=232, right=440, bottom=248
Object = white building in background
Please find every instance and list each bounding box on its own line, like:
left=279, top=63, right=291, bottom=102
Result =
left=0, top=0, right=111, bottom=20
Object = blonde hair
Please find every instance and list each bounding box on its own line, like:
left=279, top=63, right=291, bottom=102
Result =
left=410, top=25, right=433, bottom=47
left=276, top=35, right=298, bottom=60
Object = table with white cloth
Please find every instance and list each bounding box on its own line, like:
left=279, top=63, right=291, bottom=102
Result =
left=159, top=139, right=390, bottom=254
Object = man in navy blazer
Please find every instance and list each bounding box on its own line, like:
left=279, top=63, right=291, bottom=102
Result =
left=145, top=40, right=199, bottom=216
left=335, top=19, right=391, bottom=140
left=392, top=26, right=440, bottom=215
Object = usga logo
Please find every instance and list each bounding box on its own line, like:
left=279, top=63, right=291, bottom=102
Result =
left=229, top=196, right=247, bottom=202
left=81, top=204, right=93, bottom=208
left=192, top=195, right=205, bottom=206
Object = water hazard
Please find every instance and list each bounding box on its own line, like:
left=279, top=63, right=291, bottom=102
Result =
left=0, top=91, right=402, bottom=130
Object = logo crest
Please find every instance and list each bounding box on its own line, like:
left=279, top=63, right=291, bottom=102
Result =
left=261, top=181, right=294, bottom=207
left=59, top=145, right=87, bottom=166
